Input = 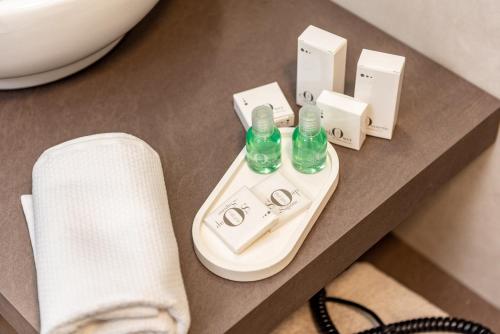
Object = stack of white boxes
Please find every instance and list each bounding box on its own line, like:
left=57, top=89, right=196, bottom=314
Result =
left=204, top=172, right=311, bottom=254
left=232, top=24, right=406, bottom=151
left=219, top=25, right=408, bottom=255
left=297, top=25, right=405, bottom=149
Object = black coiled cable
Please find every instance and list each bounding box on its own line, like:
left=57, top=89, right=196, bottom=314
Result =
left=309, top=288, right=494, bottom=334
left=358, top=317, right=492, bottom=334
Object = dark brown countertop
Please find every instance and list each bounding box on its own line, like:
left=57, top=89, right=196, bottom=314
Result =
left=0, top=1, right=498, bottom=333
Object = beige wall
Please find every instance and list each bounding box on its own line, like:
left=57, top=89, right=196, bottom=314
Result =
left=332, top=0, right=500, bottom=309
left=395, top=130, right=500, bottom=308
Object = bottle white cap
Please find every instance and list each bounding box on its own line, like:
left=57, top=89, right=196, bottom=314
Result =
left=299, top=104, right=321, bottom=136
left=252, top=105, right=274, bottom=136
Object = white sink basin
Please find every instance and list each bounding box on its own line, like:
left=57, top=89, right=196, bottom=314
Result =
left=0, top=0, right=158, bottom=89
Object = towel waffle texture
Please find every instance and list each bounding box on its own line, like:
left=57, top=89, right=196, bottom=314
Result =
left=21, top=133, right=190, bottom=334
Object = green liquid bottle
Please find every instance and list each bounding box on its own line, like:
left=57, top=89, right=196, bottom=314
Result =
left=246, top=105, right=282, bottom=174
left=292, top=104, right=327, bottom=174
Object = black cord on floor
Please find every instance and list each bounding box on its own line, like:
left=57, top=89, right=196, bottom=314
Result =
left=310, top=288, right=494, bottom=334
left=325, top=297, right=385, bottom=327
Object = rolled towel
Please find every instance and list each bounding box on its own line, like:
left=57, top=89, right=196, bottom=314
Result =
left=21, top=133, right=190, bottom=334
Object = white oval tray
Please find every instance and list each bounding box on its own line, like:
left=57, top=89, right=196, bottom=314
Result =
left=192, top=127, right=339, bottom=281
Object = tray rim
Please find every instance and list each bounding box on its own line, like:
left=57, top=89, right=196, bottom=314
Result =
left=192, top=127, right=340, bottom=281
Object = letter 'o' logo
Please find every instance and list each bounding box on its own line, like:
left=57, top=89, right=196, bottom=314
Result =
left=223, top=208, right=246, bottom=226
left=368, top=117, right=373, bottom=126
left=303, top=91, right=314, bottom=102
left=270, top=189, right=293, bottom=207
left=331, top=128, right=344, bottom=138
left=254, top=153, right=269, bottom=164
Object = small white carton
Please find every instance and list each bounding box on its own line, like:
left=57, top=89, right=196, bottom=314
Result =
left=252, top=172, right=311, bottom=230
left=233, top=82, right=294, bottom=130
left=204, top=186, right=278, bottom=254
left=354, top=49, right=405, bottom=140
left=316, top=90, right=368, bottom=150
left=296, top=25, right=347, bottom=106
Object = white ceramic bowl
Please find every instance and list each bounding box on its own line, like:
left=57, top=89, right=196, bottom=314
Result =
left=0, top=0, right=158, bottom=89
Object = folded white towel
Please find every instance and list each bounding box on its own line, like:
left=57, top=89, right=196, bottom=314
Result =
left=21, top=133, right=190, bottom=334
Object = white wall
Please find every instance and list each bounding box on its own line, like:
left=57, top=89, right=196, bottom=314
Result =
left=333, top=0, right=500, bottom=99
left=332, top=0, right=500, bottom=308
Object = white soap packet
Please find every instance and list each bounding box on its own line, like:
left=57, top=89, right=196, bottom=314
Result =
left=317, top=90, right=368, bottom=150
left=252, top=172, right=311, bottom=230
left=204, top=186, right=278, bottom=254
left=233, top=82, right=295, bottom=130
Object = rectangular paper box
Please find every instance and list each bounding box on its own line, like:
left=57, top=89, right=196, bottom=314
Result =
left=204, top=186, right=278, bottom=254
left=354, top=49, right=405, bottom=140
left=233, top=82, right=294, bottom=130
left=296, top=25, right=347, bottom=106
left=317, top=90, right=368, bottom=150
left=252, top=172, right=311, bottom=230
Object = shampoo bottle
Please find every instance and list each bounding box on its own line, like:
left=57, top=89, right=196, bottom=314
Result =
left=246, top=105, right=282, bottom=174
left=292, top=104, right=327, bottom=174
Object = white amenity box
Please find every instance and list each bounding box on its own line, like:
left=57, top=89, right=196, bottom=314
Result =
left=233, top=82, right=294, bottom=130
left=204, top=186, right=278, bottom=254
left=354, top=49, right=405, bottom=140
left=252, top=172, right=311, bottom=230
left=316, top=90, right=368, bottom=151
left=296, top=25, right=347, bottom=106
